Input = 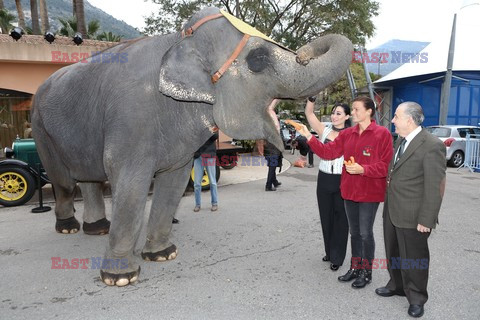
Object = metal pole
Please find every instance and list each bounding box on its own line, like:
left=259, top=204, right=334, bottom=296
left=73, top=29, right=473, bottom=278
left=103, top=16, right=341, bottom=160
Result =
left=361, top=46, right=380, bottom=123
left=32, top=163, right=51, bottom=213
left=439, top=14, right=457, bottom=125
left=346, top=67, right=356, bottom=100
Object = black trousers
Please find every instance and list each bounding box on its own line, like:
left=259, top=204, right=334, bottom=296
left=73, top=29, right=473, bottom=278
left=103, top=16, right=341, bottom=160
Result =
left=316, top=171, right=349, bottom=265
left=384, top=208, right=430, bottom=305
left=307, top=151, right=314, bottom=165
left=266, top=166, right=278, bottom=187
left=344, top=200, right=379, bottom=268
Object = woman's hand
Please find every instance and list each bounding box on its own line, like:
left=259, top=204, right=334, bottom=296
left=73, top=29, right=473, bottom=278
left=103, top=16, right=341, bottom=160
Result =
left=345, top=163, right=364, bottom=175
left=297, top=124, right=312, bottom=141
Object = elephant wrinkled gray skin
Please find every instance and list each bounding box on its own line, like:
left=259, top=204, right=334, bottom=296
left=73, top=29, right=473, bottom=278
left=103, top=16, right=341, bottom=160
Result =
left=31, top=7, right=352, bottom=286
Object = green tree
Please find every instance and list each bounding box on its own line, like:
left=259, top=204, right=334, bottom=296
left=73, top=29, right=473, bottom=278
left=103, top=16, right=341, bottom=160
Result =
left=58, top=16, right=100, bottom=38
left=96, top=31, right=123, bottom=42
left=0, top=8, right=15, bottom=34
left=144, top=0, right=379, bottom=48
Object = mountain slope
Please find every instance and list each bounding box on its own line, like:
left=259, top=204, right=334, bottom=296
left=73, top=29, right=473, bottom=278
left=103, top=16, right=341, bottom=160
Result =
left=365, top=39, right=430, bottom=76
left=4, top=0, right=141, bottom=39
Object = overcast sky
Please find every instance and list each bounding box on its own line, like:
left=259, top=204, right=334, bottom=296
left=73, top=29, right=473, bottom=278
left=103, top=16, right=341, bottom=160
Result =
left=87, top=0, right=467, bottom=49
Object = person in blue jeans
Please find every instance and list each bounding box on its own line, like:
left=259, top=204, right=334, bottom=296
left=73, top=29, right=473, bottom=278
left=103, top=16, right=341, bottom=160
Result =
left=193, top=132, right=219, bottom=212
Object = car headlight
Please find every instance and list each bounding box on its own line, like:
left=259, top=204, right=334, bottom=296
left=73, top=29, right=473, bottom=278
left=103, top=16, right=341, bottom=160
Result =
left=4, top=147, right=14, bottom=158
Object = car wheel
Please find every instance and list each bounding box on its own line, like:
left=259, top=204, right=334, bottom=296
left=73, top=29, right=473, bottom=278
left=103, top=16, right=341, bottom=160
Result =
left=190, top=165, right=221, bottom=191
left=448, top=150, right=464, bottom=167
left=0, top=167, right=37, bottom=207
left=220, top=157, right=237, bottom=170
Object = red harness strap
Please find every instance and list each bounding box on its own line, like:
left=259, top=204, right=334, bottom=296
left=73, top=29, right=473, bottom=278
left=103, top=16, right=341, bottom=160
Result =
left=181, top=13, right=251, bottom=84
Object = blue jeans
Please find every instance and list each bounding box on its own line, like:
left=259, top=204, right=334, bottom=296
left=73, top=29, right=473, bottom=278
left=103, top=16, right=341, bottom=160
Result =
left=193, top=156, right=218, bottom=207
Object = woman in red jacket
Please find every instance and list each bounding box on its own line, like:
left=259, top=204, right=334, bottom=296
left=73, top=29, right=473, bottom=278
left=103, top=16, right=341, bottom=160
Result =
left=297, top=96, right=393, bottom=289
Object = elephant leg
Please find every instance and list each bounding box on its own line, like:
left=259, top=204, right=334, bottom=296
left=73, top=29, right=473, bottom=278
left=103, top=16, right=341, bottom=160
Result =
left=141, top=160, right=193, bottom=262
left=33, top=123, right=79, bottom=234
left=53, top=182, right=80, bottom=234
left=79, top=182, right=110, bottom=235
left=100, top=167, right=152, bottom=287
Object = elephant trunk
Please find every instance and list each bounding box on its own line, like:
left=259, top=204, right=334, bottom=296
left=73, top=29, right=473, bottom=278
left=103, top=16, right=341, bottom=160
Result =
left=276, top=34, right=353, bottom=99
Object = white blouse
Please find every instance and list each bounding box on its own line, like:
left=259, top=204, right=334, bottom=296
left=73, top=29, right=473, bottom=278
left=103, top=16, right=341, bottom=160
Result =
left=318, top=124, right=344, bottom=175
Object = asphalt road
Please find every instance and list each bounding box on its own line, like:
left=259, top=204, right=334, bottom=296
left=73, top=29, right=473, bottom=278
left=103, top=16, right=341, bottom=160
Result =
left=1, top=153, right=479, bottom=319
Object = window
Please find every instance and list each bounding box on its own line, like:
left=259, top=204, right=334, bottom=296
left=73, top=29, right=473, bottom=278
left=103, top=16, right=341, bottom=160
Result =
left=426, top=127, right=450, bottom=138
left=457, top=128, right=469, bottom=138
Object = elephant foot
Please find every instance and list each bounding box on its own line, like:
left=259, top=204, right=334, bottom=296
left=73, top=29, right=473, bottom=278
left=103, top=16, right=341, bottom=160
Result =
left=141, top=244, right=178, bottom=262
left=83, top=218, right=110, bottom=235
left=55, top=216, right=80, bottom=234
left=100, top=267, right=141, bottom=287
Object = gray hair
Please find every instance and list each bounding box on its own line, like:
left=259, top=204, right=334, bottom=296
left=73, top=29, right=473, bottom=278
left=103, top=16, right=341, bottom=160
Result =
left=400, top=101, right=425, bottom=126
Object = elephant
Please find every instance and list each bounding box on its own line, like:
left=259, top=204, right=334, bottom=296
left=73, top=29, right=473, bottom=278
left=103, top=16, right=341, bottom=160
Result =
left=31, top=7, right=352, bottom=286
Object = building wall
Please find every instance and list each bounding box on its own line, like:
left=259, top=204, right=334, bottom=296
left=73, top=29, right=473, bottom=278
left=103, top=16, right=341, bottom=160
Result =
left=0, top=62, right=68, bottom=94
left=0, top=35, right=117, bottom=149
left=386, top=72, right=480, bottom=127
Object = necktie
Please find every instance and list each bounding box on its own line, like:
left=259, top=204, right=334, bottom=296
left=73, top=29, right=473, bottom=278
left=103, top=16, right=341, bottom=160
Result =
left=395, top=139, right=406, bottom=164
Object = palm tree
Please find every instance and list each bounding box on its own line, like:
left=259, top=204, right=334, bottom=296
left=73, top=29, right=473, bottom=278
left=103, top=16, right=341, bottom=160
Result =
left=97, top=31, right=123, bottom=42
left=59, top=16, right=100, bottom=38
left=0, top=8, right=15, bottom=34
left=15, top=0, right=26, bottom=30
left=39, top=0, right=49, bottom=33
left=74, top=0, right=87, bottom=38
left=0, top=0, right=4, bottom=10
left=30, top=0, right=41, bottom=34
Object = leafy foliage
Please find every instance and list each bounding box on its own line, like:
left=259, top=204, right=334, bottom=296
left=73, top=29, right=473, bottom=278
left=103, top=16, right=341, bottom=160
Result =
left=0, top=8, right=15, bottom=34
left=143, top=0, right=379, bottom=48
left=96, top=31, right=123, bottom=42
left=58, top=16, right=100, bottom=38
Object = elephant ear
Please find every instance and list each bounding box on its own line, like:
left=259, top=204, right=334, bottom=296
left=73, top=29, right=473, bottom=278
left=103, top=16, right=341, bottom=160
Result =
left=159, top=41, right=216, bottom=104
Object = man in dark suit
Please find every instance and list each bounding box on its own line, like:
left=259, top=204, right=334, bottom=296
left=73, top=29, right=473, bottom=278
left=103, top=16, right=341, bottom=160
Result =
left=375, top=102, right=446, bottom=318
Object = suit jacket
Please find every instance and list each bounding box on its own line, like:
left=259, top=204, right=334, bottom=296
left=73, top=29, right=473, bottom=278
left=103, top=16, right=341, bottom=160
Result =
left=384, top=128, right=446, bottom=229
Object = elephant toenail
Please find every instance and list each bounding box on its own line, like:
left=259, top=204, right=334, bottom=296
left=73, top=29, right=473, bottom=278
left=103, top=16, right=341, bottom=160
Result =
left=116, top=279, right=129, bottom=287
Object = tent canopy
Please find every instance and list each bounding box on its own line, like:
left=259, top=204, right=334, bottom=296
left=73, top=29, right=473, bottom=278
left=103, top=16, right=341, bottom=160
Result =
left=376, top=1, right=480, bottom=83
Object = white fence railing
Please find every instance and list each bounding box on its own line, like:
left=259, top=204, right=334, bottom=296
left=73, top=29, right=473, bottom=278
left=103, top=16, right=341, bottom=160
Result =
left=463, top=134, right=480, bottom=172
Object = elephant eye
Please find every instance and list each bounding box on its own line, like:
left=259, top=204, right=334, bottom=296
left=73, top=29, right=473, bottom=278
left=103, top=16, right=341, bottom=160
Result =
left=246, top=47, right=270, bottom=73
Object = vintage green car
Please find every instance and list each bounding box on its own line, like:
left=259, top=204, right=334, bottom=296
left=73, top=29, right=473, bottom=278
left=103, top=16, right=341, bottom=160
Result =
left=1, top=138, right=241, bottom=207
left=0, top=138, right=49, bottom=207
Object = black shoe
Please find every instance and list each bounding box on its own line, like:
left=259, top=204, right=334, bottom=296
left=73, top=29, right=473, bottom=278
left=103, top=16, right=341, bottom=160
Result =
left=408, top=305, right=424, bottom=318
left=338, top=269, right=359, bottom=282
left=330, top=264, right=340, bottom=271
left=273, top=181, right=282, bottom=187
left=322, top=255, right=330, bottom=262
left=172, top=218, right=179, bottom=224
left=265, top=186, right=276, bottom=191
left=375, top=287, right=405, bottom=297
left=352, top=269, right=372, bottom=288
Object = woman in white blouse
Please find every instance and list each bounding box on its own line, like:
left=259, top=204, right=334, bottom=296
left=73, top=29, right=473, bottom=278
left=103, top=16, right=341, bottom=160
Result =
left=305, top=97, right=351, bottom=271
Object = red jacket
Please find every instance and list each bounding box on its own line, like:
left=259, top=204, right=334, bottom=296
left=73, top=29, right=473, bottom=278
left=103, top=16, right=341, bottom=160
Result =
left=307, top=121, right=393, bottom=202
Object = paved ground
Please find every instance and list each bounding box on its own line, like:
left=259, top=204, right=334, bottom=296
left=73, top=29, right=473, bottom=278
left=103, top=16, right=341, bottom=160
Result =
left=0, top=152, right=479, bottom=319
